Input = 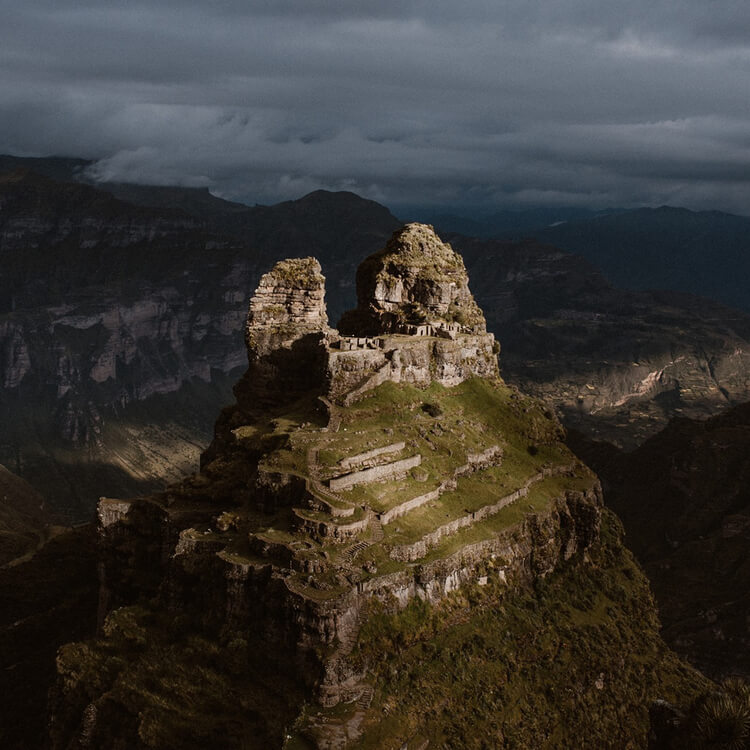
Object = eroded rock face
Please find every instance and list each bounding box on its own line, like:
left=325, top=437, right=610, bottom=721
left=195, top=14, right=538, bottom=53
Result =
left=235, top=258, right=330, bottom=413
left=245, top=257, right=329, bottom=361
left=339, top=223, right=487, bottom=335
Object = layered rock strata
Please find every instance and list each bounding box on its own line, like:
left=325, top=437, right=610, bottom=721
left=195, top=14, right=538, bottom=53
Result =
left=234, top=257, right=330, bottom=413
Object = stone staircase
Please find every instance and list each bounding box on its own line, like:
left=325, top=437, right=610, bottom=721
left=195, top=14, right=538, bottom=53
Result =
left=369, top=513, right=384, bottom=543
left=306, top=445, right=356, bottom=517
left=356, top=686, right=374, bottom=710
left=318, top=396, right=342, bottom=433
left=341, top=540, right=370, bottom=565
left=340, top=511, right=384, bottom=565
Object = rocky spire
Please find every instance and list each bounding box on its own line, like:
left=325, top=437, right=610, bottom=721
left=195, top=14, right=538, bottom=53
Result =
left=338, top=223, right=487, bottom=336
left=245, top=257, right=328, bottom=362
left=236, top=257, right=329, bottom=411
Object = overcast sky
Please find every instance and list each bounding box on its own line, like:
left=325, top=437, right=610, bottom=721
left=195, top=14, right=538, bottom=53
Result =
left=2, top=0, right=750, bottom=213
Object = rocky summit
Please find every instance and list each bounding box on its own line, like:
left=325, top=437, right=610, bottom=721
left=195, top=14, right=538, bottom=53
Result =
left=339, top=222, right=487, bottom=336
left=47, top=225, right=703, bottom=749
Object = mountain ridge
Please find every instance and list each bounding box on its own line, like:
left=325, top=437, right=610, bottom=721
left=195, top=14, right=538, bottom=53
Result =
left=45, top=227, right=705, bottom=749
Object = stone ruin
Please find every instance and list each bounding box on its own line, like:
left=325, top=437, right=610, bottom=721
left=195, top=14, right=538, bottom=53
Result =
left=237, top=223, right=500, bottom=411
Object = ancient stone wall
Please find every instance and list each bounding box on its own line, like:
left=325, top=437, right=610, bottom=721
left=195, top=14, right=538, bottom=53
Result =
left=379, top=486, right=443, bottom=525
left=390, top=464, right=577, bottom=562
left=378, top=446, right=502, bottom=524
left=292, top=509, right=371, bottom=542
left=329, top=454, right=422, bottom=491
left=340, top=441, right=406, bottom=471
left=326, top=333, right=498, bottom=405
left=316, top=488, right=602, bottom=705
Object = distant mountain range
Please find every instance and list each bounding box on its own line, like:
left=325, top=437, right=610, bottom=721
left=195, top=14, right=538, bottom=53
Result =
left=7, top=153, right=749, bottom=311
left=420, top=204, right=750, bottom=313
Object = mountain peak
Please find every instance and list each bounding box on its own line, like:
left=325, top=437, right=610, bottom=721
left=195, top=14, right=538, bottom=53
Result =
left=339, top=222, right=487, bottom=336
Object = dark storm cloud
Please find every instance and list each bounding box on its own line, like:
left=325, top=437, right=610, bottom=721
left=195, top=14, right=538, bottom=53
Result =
left=2, top=0, right=750, bottom=211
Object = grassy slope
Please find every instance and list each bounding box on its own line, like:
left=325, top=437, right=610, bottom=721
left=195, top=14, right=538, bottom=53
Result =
left=296, top=512, right=707, bottom=749
left=47, top=376, right=707, bottom=748
left=51, top=512, right=706, bottom=750
left=252, top=377, right=586, bottom=566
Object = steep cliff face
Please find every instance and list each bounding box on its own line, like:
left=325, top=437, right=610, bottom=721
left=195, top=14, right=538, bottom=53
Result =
left=235, top=258, right=331, bottom=413
left=0, top=274, right=251, bottom=520
left=573, top=402, right=750, bottom=681
left=245, top=257, right=329, bottom=357
left=47, top=230, right=703, bottom=749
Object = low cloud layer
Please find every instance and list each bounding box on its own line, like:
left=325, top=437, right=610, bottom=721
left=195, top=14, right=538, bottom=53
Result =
left=3, top=0, right=750, bottom=212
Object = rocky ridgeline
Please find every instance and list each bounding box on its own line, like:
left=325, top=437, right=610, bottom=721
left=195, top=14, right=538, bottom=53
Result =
left=50, top=225, right=602, bottom=748
left=230, top=225, right=500, bottom=414
left=0, top=170, right=203, bottom=254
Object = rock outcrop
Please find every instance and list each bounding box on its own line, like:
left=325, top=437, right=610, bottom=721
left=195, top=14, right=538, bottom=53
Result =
left=328, top=224, right=499, bottom=403
left=245, top=257, right=329, bottom=358
left=236, top=257, right=330, bottom=412
left=339, top=222, right=487, bottom=336
left=48, top=226, right=611, bottom=748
